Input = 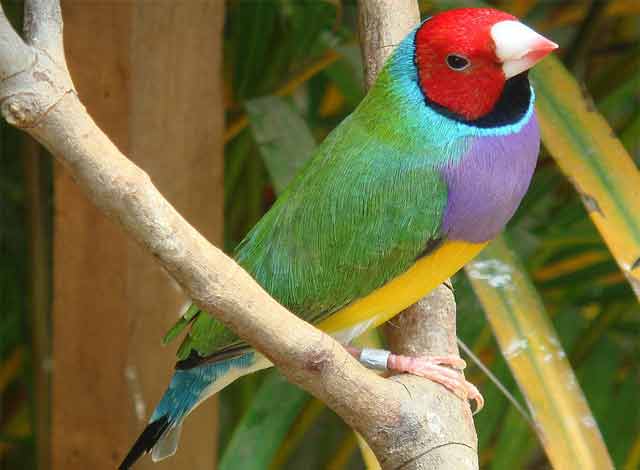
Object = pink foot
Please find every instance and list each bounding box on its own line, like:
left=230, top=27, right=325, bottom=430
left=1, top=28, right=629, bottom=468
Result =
left=388, top=354, right=484, bottom=413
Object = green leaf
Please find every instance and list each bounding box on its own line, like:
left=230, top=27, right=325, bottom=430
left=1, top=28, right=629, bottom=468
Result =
left=246, top=96, right=316, bottom=194
left=597, top=74, right=640, bottom=129
left=219, top=371, right=309, bottom=470
left=466, top=235, right=614, bottom=468
left=489, top=408, right=537, bottom=470
left=324, top=45, right=365, bottom=109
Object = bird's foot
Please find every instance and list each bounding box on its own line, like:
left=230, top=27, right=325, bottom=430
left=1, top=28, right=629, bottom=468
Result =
left=347, top=347, right=484, bottom=413
left=388, top=353, right=484, bottom=413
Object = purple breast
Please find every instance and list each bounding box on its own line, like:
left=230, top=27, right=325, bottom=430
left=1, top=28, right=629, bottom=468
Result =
left=440, top=114, right=540, bottom=243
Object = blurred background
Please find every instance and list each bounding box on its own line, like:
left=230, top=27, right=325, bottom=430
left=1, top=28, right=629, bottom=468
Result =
left=1, top=0, right=639, bottom=469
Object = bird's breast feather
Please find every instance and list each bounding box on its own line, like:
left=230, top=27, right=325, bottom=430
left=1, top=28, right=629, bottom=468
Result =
left=440, top=112, right=540, bottom=243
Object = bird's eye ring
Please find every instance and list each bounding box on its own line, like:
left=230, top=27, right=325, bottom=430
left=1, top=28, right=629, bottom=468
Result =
left=446, top=54, right=470, bottom=71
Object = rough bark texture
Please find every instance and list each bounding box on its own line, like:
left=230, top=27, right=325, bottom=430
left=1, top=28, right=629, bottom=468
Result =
left=51, top=2, right=221, bottom=469
left=358, top=0, right=421, bottom=90
left=0, top=1, right=477, bottom=469
left=385, top=292, right=478, bottom=469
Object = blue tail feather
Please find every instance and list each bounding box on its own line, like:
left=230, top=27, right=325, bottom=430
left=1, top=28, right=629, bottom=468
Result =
left=118, top=416, right=170, bottom=470
left=119, top=351, right=260, bottom=469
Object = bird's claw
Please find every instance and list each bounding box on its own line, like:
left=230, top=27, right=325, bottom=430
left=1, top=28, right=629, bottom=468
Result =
left=388, top=353, right=484, bottom=413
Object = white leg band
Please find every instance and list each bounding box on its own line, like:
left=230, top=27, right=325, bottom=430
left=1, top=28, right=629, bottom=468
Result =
left=359, top=348, right=391, bottom=371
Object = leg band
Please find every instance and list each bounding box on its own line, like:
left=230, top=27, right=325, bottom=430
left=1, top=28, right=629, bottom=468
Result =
left=359, top=348, right=391, bottom=370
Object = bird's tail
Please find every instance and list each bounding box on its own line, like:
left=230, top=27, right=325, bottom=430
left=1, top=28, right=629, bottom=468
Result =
left=119, top=351, right=270, bottom=469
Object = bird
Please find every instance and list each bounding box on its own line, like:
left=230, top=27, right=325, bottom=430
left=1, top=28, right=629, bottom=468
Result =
left=119, top=7, right=557, bottom=469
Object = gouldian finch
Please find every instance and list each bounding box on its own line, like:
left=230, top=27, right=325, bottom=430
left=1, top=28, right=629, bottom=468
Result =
left=120, top=8, right=557, bottom=468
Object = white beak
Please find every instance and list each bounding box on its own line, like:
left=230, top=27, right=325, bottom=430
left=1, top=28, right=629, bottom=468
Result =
left=491, top=20, right=558, bottom=79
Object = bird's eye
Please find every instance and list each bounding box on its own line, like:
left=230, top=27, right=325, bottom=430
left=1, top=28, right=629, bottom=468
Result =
left=446, top=54, right=470, bottom=71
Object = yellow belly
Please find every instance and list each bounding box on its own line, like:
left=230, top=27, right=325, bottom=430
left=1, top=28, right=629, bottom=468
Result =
left=316, top=240, right=486, bottom=334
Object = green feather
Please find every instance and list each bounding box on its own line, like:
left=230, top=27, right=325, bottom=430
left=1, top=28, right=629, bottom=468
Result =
left=162, top=304, right=200, bottom=345
left=168, top=55, right=462, bottom=362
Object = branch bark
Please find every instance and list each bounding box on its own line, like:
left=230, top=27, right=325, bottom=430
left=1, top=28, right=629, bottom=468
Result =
left=23, top=0, right=65, bottom=66
left=358, top=0, right=421, bottom=89
left=1, top=1, right=477, bottom=468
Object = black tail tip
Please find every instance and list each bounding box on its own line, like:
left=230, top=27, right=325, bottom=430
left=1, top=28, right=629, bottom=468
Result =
left=118, top=416, right=170, bottom=470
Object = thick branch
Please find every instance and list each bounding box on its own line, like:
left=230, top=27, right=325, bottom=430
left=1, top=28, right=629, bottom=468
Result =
left=385, top=289, right=478, bottom=469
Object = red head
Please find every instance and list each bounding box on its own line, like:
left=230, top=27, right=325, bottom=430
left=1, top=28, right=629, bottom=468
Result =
left=415, top=8, right=557, bottom=121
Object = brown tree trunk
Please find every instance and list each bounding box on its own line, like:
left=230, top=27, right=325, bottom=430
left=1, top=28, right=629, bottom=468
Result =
left=51, top=3, right=224, bottom=469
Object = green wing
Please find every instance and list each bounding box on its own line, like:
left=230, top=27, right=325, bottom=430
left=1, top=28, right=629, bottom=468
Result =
left=165, top=53, right=466, bottom=362
left=236, top=117, right=448, bottom=320
left=168, top=108, right=448, bottom=362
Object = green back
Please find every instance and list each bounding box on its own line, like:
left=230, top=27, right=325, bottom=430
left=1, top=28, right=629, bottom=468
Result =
left=168, top=47, right=466, bottom=361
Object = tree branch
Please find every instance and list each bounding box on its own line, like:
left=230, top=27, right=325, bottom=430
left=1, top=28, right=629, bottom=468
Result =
left=358, top=1, right=478, bottom=467
left=23, top=0, right=64, bottom=62
left=0, top=9, right=33, bottom=79
left=384, top=291, right=478, bottom=469
left=0, top=1, right=477, bottom=468
left=357, top=0, right=420, bottom=89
